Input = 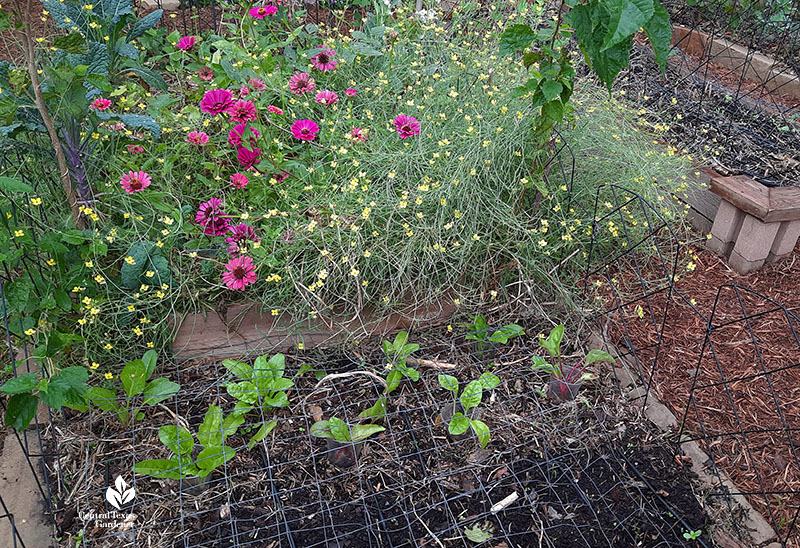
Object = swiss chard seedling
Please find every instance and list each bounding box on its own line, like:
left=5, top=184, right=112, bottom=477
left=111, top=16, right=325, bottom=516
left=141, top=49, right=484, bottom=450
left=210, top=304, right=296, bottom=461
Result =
left=310, top=415, right=385, bottom=469
left=438, top=371, right=500, bottom=447
left=87, top=350, right=179, bottom=425
left=382, top=331, right=420, bottom=395
left=463, top=315, right=525, bottom=354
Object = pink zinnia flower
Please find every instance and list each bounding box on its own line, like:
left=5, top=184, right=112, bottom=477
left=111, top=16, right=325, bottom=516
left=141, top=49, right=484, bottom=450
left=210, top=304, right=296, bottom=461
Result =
left=248, top=78, right=266, bottom=91
left=291, top=119, right=319, bottom=142
left=393, top=115, right=421, bottom=139
left=228, top=123, right=260, bottom=147
left=349, top=127, right=368, bottom=142
left=222, top=256, right=257, bottom=290
left=310, top=48, right=337, bottom=72
left=198, top=66, right=214, bottom=81
left=249, top=4, right=277, bottom=18
left=315, top=90, right=338, bottom=107
left=195, top=198, right=229, bottom=235
left=186, top=130, right=210, bottom=146
left=126, top=144, right=144, bottom=154
left=288, top=72, right=316, bottom=95
left=230, top=173, right=250, bottom=189
left=90, top=98, right=111, bottom=111
left=120, top=171, right=151, bottom=194
left=237, top=146, right=262, bottom=169
left=201, top=89, right=234, bottom=115
left=176, top=35, right=197, bottom=51
left=225, top=223, right=260, bottom=255
left=239, top=84, right=250, bottom=97
left=267, top=105, right=284, bottom=115
left=344, top=88, right=357, bottom=97
left=226, top=99, right=257, bottom=123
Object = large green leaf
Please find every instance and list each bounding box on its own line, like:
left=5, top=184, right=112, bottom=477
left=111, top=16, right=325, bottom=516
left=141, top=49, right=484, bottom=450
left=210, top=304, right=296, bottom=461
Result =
left=124, top=65, right=168, bottom=92
left=0, top=373, right=38, bottom=395
left=42, top=0, right=88, bottom=33
left=643, top=1, right=672, bottom=70
left=438, top=374, right=459, bottom=393
left=222, top=359, right=253, bottom=379
left=100, top=0, right=133, bottom=24
left=350, top=424, right=385, bottom=441
left=248, top=420, right=277, bottom=449
left=459, top=380, right=483, bottom=412
left=121, top=359, right=147, bottom=398
left=39, top=366, right=88, bottom=409
left=4, top=393, right=39, bottom=430
left=115, top=42, right=139, bottom=60
left=141, top=349, right=158, bottom=380
left=159, top=425, right=194, bottom=455
left=127, top=9, right=163, bottom=42
left=470, top=419, right=490, bottom=448
left=226, top=381, right=258, bottom=404
left=53, top=33, right=88, bottom=54
left=134, top=458, right=184, bottom=479
left=0, top=176, right=34, bottom=194
left=197, top=405, right=223, bottom=447
left=142, top=378, right=180, bottom=405
left=499, top=24, right=538, bottom=56
left=196, top=445, right=235, bottom=471
left=87, top=387, right=118, bottom=411
left=602, top=0, right=654, bottom=51
left=448, top=413, right=470, bottom=435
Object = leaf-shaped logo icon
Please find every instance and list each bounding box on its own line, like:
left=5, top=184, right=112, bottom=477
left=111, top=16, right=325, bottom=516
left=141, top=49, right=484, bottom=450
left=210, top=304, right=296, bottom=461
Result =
left=106, top=476, right=135, bottom=510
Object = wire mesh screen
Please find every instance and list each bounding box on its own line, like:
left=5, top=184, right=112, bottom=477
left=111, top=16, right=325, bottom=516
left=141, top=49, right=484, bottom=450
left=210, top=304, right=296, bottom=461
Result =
left=616, top=0, right=800, bottom=187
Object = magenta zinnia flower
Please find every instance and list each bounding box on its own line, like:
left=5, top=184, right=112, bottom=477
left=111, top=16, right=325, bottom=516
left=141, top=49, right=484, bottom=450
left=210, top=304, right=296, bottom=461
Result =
left=248, top=78, right=266, bottom=92
left=267, top=105, right=284, bottom=115
left=186, top=130, right=209, bottom=146
left=198, top=66, right=214, bottom=81
left=344, top=88, right=357, bottom=97
left=228, top=123, right=260, bottom=147
left=195, top=198, right=229, bottom=236
left=239, top=84, right=250, bottom=97
left=176, top=35, right=197, bottom=51
left=222, top=256, right=257, bottom=290
left=126, top=144, right=144, bottom=154
left=249, top=5, right=277, bottom=18
left=201, top=89, right=234, bottom=115
left=230, top=173, right=250, bottom=189
left=225, top=223, right=260, bottom=255
left=226, top=99, right=257, bottom=123
left=288, top=72, right=316, bottom=95
left=90, top=97, right=111, bottom=111
left=237, top=146, right=262, bottom=169
left=311, top=48, right=337, bottom=72
left=120, top=171, right=151, bottom=194
left=393, top=115, right=421, bottom=139
left=272, top=171, right=289, bottom=183
left=291, top=119, right=320, bottom=141
left=349, top=127, right=368, bottom=142
left=315, top=90, right=338, bottom=107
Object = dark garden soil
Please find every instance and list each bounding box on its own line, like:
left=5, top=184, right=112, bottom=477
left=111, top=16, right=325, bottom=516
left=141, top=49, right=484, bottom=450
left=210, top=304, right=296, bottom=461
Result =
left=51, top=321, right=718, bottom=548
left=596, top=240, right=800, bottom=547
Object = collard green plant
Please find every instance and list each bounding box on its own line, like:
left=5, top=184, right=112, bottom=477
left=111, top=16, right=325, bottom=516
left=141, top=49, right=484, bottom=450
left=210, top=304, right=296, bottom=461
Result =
left=86, top=350, right=179, bottom=425
left=438, top=371, right=500, bottom=448
left=310, top=416, right=385, bottom=443
left=382, top=331, right=419, bottom=395
left=134, top=405, right=240, bottom=479
left=1, top=366, right=89, bottom=430
left=222, top=353, right=293, bottom=449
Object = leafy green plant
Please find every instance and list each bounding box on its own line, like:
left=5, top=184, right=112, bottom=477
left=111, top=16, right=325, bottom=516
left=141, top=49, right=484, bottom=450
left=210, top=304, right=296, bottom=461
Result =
left=463, top=315, right=525, bottom=352
left=222, top=353, right=293, bottom=449
left=87, top=350, right=179, bottom=425
left=438, top=371, right=500, bottom=448
left=683, top=529, right=702, bottom=540
left=1, top=366, right=89, bottom=430
left=464, top=521, right=494, bottom=543
left=310, top=416, right=385, bottom=443
left=120, top=241, right=172, bottom=290
left=134, top=405, right=239, bottom=479
left=382, top=331, right=420, bottom=395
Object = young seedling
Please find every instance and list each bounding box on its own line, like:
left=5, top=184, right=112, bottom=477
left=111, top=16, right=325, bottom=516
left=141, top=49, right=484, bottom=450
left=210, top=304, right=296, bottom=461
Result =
left=222, top=352, right=293, bottom=449
left=531, top=325, right=614, bottom=401
left=310, top=415, right=385, bottom=469
left=438, top=371, right=500, bottom=447
left=463, top=315, right=525, bottom=354
left=87, top=350, right=179, bottom=425
left=382, top=331, right=420, bottom=395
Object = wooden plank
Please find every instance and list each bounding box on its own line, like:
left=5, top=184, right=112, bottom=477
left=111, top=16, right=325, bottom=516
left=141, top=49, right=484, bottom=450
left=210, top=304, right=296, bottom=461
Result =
left=709, top=175, right=771, bottom=219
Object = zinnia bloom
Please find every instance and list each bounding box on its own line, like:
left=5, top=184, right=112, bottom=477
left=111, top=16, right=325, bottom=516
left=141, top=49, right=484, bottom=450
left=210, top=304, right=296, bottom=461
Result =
left=291, top=119, right=319, bottom=141
left=195, top=198, right=229, bottom=235
left=198, top=66, right=214, bottom=81
left=349, top=127, right=368, bottom=142
left=393, top=114, right=421, bottom=139
left=90, top=97, right=111, bottom=111
left=200, top=89, right=234, bottom=115
left=344, top=88, right=357, bottom=97
left=225, top=223, right=260, bottom=255
left=272, top=171, right=290, bottom=183
left=176, top=35, right=197, bottom=51
left=310, top=48, right=337, bottom=72
left=267, top=105, right=284, bottom=115
left=288, top=72, right=316, bottom=95
left=228, top=123, right=260, bottom=147
left=126, top=144, right=144, bottom=154
left=249, top=4, right=277, bottom=18
left=239, top=84, right=250, bottom=97
left=315, top=90, right=338, bottom=107
left=120, top=171, right=151, bottom=194
left=230, top=173, right=250, bottom=189
left=222, top=256, right=257, bottom=290
left=186, top=130, right=210, bottom=146
left=237, top=146, right=262, bottom=169
left=248, top=78, right=266, bottom=91
left=226, top=99, right=257, bottom=123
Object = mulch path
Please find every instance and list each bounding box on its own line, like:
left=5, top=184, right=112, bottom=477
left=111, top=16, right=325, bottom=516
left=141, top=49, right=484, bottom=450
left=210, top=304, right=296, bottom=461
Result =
left=600, top=241, right=800, bottom=546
